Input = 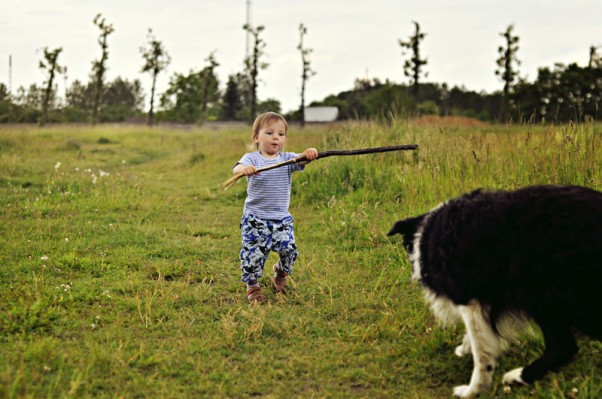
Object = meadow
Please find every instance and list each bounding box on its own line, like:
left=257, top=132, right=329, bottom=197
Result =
left=0, top=119, right=600, bottom=398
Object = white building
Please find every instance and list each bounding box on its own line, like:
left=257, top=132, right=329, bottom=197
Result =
left=304, top=106, right=339, bottom=123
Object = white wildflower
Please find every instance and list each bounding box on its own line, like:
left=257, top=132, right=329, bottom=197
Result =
left=41, top=255, right=49, bottom=261
left=54, top=161, right=61, bottom=171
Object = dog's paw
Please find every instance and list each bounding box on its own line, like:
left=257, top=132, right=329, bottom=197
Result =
left=502, top=368, right=526, bottom=385
left=453, top=384, right=479, bottom=398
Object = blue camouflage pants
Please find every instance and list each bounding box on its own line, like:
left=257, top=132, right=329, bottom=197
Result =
left=240, top=213, right=299, bottom=283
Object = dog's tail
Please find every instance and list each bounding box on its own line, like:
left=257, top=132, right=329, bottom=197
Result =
left=387, top=215, right=426, bottom=237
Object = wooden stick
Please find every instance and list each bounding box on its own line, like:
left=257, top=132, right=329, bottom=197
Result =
left=222, top=157, right=308, bottom=189
left=222, top=144, right=418, bottom=189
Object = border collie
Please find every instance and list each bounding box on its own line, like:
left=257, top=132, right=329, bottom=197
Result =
left=388, top=185, right=602, bottom=397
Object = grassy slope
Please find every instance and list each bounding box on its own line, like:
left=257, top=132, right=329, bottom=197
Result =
left=0, top=121, right=600, bottom=398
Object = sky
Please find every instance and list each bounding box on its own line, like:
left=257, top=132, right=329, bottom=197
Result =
left=1, top=0, right=601, bottom=114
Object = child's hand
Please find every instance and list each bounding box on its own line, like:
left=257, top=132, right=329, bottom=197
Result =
left=238, top=165, right=258, bottom=176
left=303, top=148, right=319, bottom=162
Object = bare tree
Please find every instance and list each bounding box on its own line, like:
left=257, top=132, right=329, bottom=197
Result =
left=243, top=24, right=268, bottom=120
left=199, top=51, right=219, bottom=125
left=496, top=24, right=521, bottom=118
left=91, top=13, right=114, bottom=125
left=589, top=45, right=602, bottom=68
left=39, top=47, right=64, bottom=126
left=140, top=28, right=170, bottom=126
left=399, top=21, right=428, bottom=100
left=298, top=23, right=316, bottom=128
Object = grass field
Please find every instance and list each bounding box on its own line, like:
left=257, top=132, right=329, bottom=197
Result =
left=1, top=120, right=601, bottom=398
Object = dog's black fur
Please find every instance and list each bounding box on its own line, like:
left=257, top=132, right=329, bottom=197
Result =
left=388, top=185, right=602, bottom=397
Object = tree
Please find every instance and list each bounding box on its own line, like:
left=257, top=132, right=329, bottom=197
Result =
left=63, top=77, right=144, bottom=122
left=298, top=23, right=316, bottom=128
left=103, top=78, right=144, bottom=110
left=140, top=28, right=170, bottom=126
left=160, top=69, right=220, bottom=123
left=221, top=73, right=245, bottom=120
left=512, top=62, right=602, bottom=123
left=159, top=72, right=201, bottom=123
left=12, top=84, right=44, bottom=122
left=496, top=24, right=521, bottom=119
left=257, top=98, right=282, bottom=115
left=38, top=47, right=64, bottom=126
left=243, top=24, right=268, bottom=120
left=589, top=45, right=602, bottom=68
left=66, top=80, right=94, bottom=109
left=0, top=83, right=13, bottom=123
left=399, top=21, right=428, bottom=100
left=102, top=77, right=145, bottom=121
left=199, top=51, right=219, bottom=124
left=91, top=13, right=114, bottom=125
left=63, top=79, right=94, bottom=122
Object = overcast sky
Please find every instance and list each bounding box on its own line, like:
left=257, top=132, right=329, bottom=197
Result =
left=1, top=0, right=601, bottom=113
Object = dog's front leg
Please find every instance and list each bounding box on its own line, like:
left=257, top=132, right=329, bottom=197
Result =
left=452, top=300, right=502, bottom=398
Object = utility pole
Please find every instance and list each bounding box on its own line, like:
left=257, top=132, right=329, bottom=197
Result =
left=8, top=54, right=12, bottom=95
left=246, top=0, right=252, bottom=59
left=8, top=54, right=13, bottom=122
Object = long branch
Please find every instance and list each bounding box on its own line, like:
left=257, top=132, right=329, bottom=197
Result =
left=222, top=144, right=418, bottom=189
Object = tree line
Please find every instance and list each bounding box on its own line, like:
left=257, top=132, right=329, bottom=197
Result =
left=0, top=17, right=600, bottom=125
left=310, top=23, right=601, bottom=124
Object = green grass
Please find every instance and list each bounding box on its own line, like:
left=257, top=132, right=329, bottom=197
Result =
left=1, top=120, right=601, bottom=398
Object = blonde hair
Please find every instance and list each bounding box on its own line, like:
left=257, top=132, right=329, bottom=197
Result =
left=252, top=112, right=288, bottom=147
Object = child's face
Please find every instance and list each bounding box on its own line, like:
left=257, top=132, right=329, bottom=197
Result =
left=254, top=120, right=287, bottom=157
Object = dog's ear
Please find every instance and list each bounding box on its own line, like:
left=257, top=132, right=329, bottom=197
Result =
left=387, top=215, right=426, bottom=237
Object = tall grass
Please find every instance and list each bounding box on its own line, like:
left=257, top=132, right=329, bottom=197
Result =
left=1, top=121, right=600, bottom=398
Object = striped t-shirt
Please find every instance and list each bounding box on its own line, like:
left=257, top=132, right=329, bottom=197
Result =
left=236, top=151, right=305, bottom=220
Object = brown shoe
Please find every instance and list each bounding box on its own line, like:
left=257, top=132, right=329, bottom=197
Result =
left=247, top=286, right=266, bottom=304
left=272, top=263, right=288, bottom=294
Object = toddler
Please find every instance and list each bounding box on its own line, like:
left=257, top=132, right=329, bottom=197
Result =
left=232, top=112, right=318, bottom=303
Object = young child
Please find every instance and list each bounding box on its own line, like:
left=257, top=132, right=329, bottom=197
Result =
left=232, top=111, right=318, bottom=303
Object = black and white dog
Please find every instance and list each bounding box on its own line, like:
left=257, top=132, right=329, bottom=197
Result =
left=388, top=185, right=602, bottom=398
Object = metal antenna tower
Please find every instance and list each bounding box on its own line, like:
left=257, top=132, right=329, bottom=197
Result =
left=246, top=0, right=252, bottom=58
left=8, top=55, right=12, bottom=95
